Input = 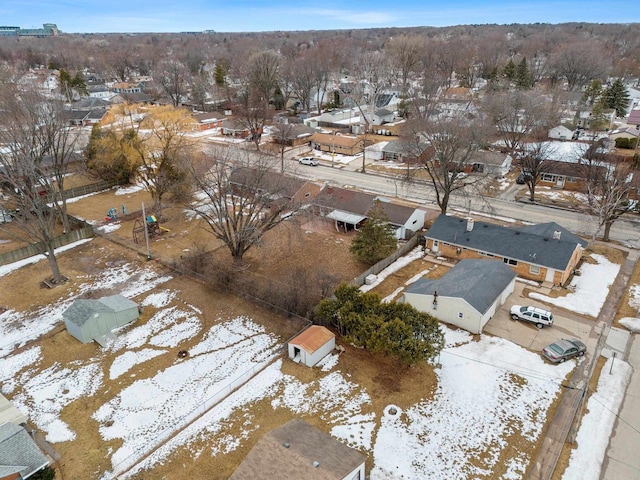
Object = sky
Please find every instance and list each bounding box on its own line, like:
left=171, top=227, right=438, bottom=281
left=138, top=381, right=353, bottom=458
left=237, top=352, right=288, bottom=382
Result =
left=1, top=0, right=638, bottom=34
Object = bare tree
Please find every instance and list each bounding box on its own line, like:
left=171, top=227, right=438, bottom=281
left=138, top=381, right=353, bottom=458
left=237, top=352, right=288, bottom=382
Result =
left=550, top=42, right=610, bottom=91
left=157, top=60, right=190, bottom=107
left=187, top=148, right=302, bottom=265
left=518, top=141, right=557, bottom=201
left=0, top=87, right=76, bottom=283
left=586, top=162, right=635, bottom=242
left=386, top=35, right=424, bottom=94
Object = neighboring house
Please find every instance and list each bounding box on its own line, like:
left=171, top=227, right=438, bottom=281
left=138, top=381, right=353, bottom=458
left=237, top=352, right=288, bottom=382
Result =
left=470, top=151, right=512, bottom=177
left=381, top=140, right=410, bottom=162
left=0, top=394, right=27, bottom=426
left=62, top=109, right=107, bottom=127
left=402, top=259, right=516, bottom=334
left=0, top=422, right=49, bottom=480
left=424, top=214, right=586, bottom=286
left=627, top=171, right=640, bottom=201
left=87, top=84, right=113, bottom=100
left=272, top=124, right=318, bottom=147
left=575, top=109, right=615, bottom=130
left=313, top=186, right=425, bottom=239
left=111, top=82, right=143, bottom=94
left=288, top=325, right=335, bottom=367
left=608, top=126, right=640, bottom=143
left=537, top=160, right=606, bottom=192
left=230, top=418, right=366, bottom=480
left=626, top=109, right=640, bottom=127
left=71, top=97, right=111, bottom=110
left=309, top=133, right=362, bottom=156
left=110, top=92, right=153, bottom=104
left=372, top=108, right=394, bottom=125
left=548, top=125, right=574, bottom=141
left=192, top=112, right=225, bottom=131
left=63, top=295, right=140, bottom=345
left=221, top=119, right=252, bottom=138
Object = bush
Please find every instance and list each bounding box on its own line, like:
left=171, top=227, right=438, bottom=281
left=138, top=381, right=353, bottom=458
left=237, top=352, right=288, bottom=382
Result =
left=30, top=466, right=56, bottom=480
left=615, top=137, right=638, bottom=149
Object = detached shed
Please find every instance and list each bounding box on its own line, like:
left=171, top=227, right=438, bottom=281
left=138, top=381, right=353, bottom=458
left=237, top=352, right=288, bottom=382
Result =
left=288, top=326, right=335, bottom=367
left=63, top=295, right=139, bottom=344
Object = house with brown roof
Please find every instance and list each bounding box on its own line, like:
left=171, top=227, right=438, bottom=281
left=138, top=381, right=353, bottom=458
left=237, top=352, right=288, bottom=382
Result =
left=537, top=160, right=606, bottom=192
left=310, top=133, right=363, bottom=156
left=288, top=325, right=335, bottom=367
left=230, top=418, right=366, bottom=480
left=192, top=112, right=225, bottom=131
left=313, top=186, right=426, bottom=239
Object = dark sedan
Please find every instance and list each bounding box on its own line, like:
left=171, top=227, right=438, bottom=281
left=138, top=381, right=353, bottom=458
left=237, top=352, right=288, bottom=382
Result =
left=542, top=338, right=587, bottom=363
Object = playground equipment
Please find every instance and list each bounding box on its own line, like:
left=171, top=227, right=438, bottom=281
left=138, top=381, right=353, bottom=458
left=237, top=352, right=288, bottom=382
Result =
left=105, top=207, right=118, bottom=222
left=132, top=214, right=170, bottom=245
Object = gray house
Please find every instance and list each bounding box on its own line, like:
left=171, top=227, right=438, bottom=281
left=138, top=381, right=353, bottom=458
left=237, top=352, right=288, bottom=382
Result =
left=402, top=259, right=517, bottom=334
left=63, top=295, right=140, bottom=344
left=0, top=422, right=49, bottom=480
left=230, top=418, right=366, bottom=480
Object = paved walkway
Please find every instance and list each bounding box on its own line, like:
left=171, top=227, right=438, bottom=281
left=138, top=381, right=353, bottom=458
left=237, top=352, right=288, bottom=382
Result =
left=602, top=323, right=640, bottom=479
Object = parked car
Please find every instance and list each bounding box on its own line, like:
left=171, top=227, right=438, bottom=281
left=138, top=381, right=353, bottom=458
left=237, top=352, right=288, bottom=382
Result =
left=299, top=157, right=319, bottom=166
left=542, top=338, right=587, bottom=363
left=516, top=172, right=532, bottom=184
left=509, top=305, right=554, bottom=329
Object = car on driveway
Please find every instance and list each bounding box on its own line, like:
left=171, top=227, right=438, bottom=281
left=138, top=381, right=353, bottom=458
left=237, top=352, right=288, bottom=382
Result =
left=542, top=338, right=587, bottom=363
left=299, top=157, right=319, bottom=166
left=509, top=305, right=554, bottom=329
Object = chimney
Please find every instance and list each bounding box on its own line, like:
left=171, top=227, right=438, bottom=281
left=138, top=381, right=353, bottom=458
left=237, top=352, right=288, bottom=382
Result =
left=466, top=218, right=474, bottom=232
left=553, top=230, right=561, bottom=240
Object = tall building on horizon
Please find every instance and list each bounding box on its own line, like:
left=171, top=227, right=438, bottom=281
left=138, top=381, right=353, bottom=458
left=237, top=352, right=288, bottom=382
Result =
left=0, top=23, right=58, bottom=37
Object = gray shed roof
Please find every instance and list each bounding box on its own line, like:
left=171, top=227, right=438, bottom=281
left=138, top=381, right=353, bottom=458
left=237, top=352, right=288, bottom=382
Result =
left=405, top=259, right=516, bottom=314
left=63, top=295, right=137, bottom=327
left=230, top=418, right=365, bottom=480
left=0, top=423, right=49, bottom=479
left=426, top=215, right=585, bottom=270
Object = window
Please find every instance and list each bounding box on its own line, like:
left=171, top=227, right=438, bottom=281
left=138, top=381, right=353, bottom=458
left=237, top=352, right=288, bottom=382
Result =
left=542, top=174, right=556, bottom=182
left=530, top=265, right=540, bottom=274
left=503, top=258, right=518, bottom=266
left=458, top=312, right=464, bottom=319
left=479, top=251, right=494, bottom=258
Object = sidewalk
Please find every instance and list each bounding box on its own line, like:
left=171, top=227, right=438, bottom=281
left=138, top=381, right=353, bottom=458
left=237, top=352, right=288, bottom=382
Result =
left=602, top=332, right=640, bottom=479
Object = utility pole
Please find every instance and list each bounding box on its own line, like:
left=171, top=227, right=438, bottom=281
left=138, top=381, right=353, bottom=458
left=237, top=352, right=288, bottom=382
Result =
left=141, top=202, right=152, bottom=261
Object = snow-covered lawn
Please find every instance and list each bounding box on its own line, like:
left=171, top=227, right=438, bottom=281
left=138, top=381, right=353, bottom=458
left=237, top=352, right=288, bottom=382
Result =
left=530, top=253, right=620, bottom=316
left=109, top=327, right=575, bottom=479
left=562, top=357, right=632, bottom=480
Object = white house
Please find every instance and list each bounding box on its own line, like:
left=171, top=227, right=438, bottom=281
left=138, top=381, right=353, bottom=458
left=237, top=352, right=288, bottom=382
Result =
left=471, top=151, right=513, bottom=177
left=288, top=325, right=335, bottom=367
left=548, top=125, right=574, bottom=141
left=402, top=259, right=517, bottom=334
left=372, top=108, right=395, bottom=125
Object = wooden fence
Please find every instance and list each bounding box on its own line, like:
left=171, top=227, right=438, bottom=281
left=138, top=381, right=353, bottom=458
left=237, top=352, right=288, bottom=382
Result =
left=350, top=234, right=420, bottom=287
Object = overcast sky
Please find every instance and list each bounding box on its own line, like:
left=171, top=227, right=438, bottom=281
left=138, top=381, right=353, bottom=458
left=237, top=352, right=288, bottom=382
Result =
left=2, top=0, right=637, bottom=33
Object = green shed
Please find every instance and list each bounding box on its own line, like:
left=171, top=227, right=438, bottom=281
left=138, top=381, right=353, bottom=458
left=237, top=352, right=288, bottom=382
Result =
left=63, top=295, right=140, bottom=344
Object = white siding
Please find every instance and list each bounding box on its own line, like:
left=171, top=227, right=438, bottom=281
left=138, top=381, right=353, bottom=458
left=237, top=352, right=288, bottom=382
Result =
left=403, top=294, right=484, bottom=334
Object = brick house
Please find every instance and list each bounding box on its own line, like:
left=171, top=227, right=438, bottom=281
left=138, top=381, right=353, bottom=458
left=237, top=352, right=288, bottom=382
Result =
left=424, top=214, right=586, bottom=286
left=537, top=160, right=607, bottom=192
left=309, top=133, right=363, bottom=156
left=192, top=112, right=225, bottom=131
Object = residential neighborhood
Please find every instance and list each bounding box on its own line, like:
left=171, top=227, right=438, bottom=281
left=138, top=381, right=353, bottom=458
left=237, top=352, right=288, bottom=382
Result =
left=1, top=16, right=640, bottom=480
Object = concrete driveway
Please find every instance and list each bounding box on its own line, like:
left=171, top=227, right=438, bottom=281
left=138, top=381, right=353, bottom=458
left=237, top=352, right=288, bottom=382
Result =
left=483, top=281, right=597, bottom=355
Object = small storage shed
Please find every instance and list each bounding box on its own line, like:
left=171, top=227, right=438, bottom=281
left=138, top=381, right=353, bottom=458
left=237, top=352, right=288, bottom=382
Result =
left=63, top=295, right=139, bottom=344
left=0, top=394, right=27, bottom=425
left=288, top=326, right=335, bottom=367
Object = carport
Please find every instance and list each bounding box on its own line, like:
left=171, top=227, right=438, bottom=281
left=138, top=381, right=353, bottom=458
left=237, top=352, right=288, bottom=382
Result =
left=326, top=209, right=366, bottom=233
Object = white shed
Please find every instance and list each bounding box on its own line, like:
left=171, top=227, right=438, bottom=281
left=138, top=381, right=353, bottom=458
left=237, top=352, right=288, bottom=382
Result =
left=548, top=125, right=574, bottom=140
left=288, top=326, right=335, bottom=367
left=402, top=259, right=516, bottom=334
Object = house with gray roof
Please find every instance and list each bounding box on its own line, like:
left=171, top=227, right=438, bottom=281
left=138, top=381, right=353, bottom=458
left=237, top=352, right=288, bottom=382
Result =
left=424, top=215, right=586, bottom=286
left=0, top=395, right=27, bottom=426
left=402, top=259, right=516, bottom=333
left=230, top=418, right=365, bottom=480
left=63, top=295, right=140, bottom=345
left=0, top=423, right=49, bottom=480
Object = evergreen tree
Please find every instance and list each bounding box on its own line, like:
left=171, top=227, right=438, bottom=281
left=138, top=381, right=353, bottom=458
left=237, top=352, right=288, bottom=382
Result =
left=605, top=78, right=630, bottom=118
left=582, top=79, right=603, bottom=106
left=502, top=58, right=516, bottom=81
left=350, top=200, right=397, bottom=265
left=213, top=58, right=229, bottom=86
left=589, top=97, right=609, bottom=131
left=515, top=57, right=532, bottom=89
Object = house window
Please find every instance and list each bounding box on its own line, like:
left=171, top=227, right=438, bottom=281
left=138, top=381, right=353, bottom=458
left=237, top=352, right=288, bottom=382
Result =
left=503, top=258, right=518, bottom=266
left=542, top=174, right=556, bottom=182
left=479, top=251, right=494, bottom=257
left=458, top=312, right=464, bottom=319
left=433, top=240, right=439, bottom=248
left=530, top=265, right=540, bottom=274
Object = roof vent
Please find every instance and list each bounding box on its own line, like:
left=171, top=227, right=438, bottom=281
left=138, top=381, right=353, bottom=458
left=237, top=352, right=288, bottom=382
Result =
left=283, top=442, right=290, bottom=448
left=553, top=230, right=561, bottom=240
left=312, top=461, right=320, bottom=468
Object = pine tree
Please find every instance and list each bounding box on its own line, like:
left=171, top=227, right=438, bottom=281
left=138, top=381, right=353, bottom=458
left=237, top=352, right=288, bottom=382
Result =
left=605, top=78, right=630, bottom=118
left=350, top=200, right=397, bottom=265
left=582, top=79, right=603, bottom=106
left=502, top=58, right=516, bottom=81
left=515, top=57, right=532, bottom=89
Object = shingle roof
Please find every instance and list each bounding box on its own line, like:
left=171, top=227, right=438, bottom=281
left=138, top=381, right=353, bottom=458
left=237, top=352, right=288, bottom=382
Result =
left=289, top=326, right=335, bottom=353
left=0, top=423, right=49, bottom=479
left=62, top=295, right=137, bottom=327
left=230, top=419, right=365, bottom=480
left=405, top=259, right=516, bottom=314
left=425, top=214, right=585, bottom=270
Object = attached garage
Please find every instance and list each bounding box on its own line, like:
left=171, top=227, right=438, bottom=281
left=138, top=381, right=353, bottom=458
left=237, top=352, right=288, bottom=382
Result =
left=63, top=295, right=140, bottom=344
left=288, top=326, right=335, bottom=367
left=402, top=259, right=516, bottom=334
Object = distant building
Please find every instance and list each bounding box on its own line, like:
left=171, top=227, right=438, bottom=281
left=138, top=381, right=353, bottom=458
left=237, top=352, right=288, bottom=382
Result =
left=0, top=23, right=58, bottom=37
